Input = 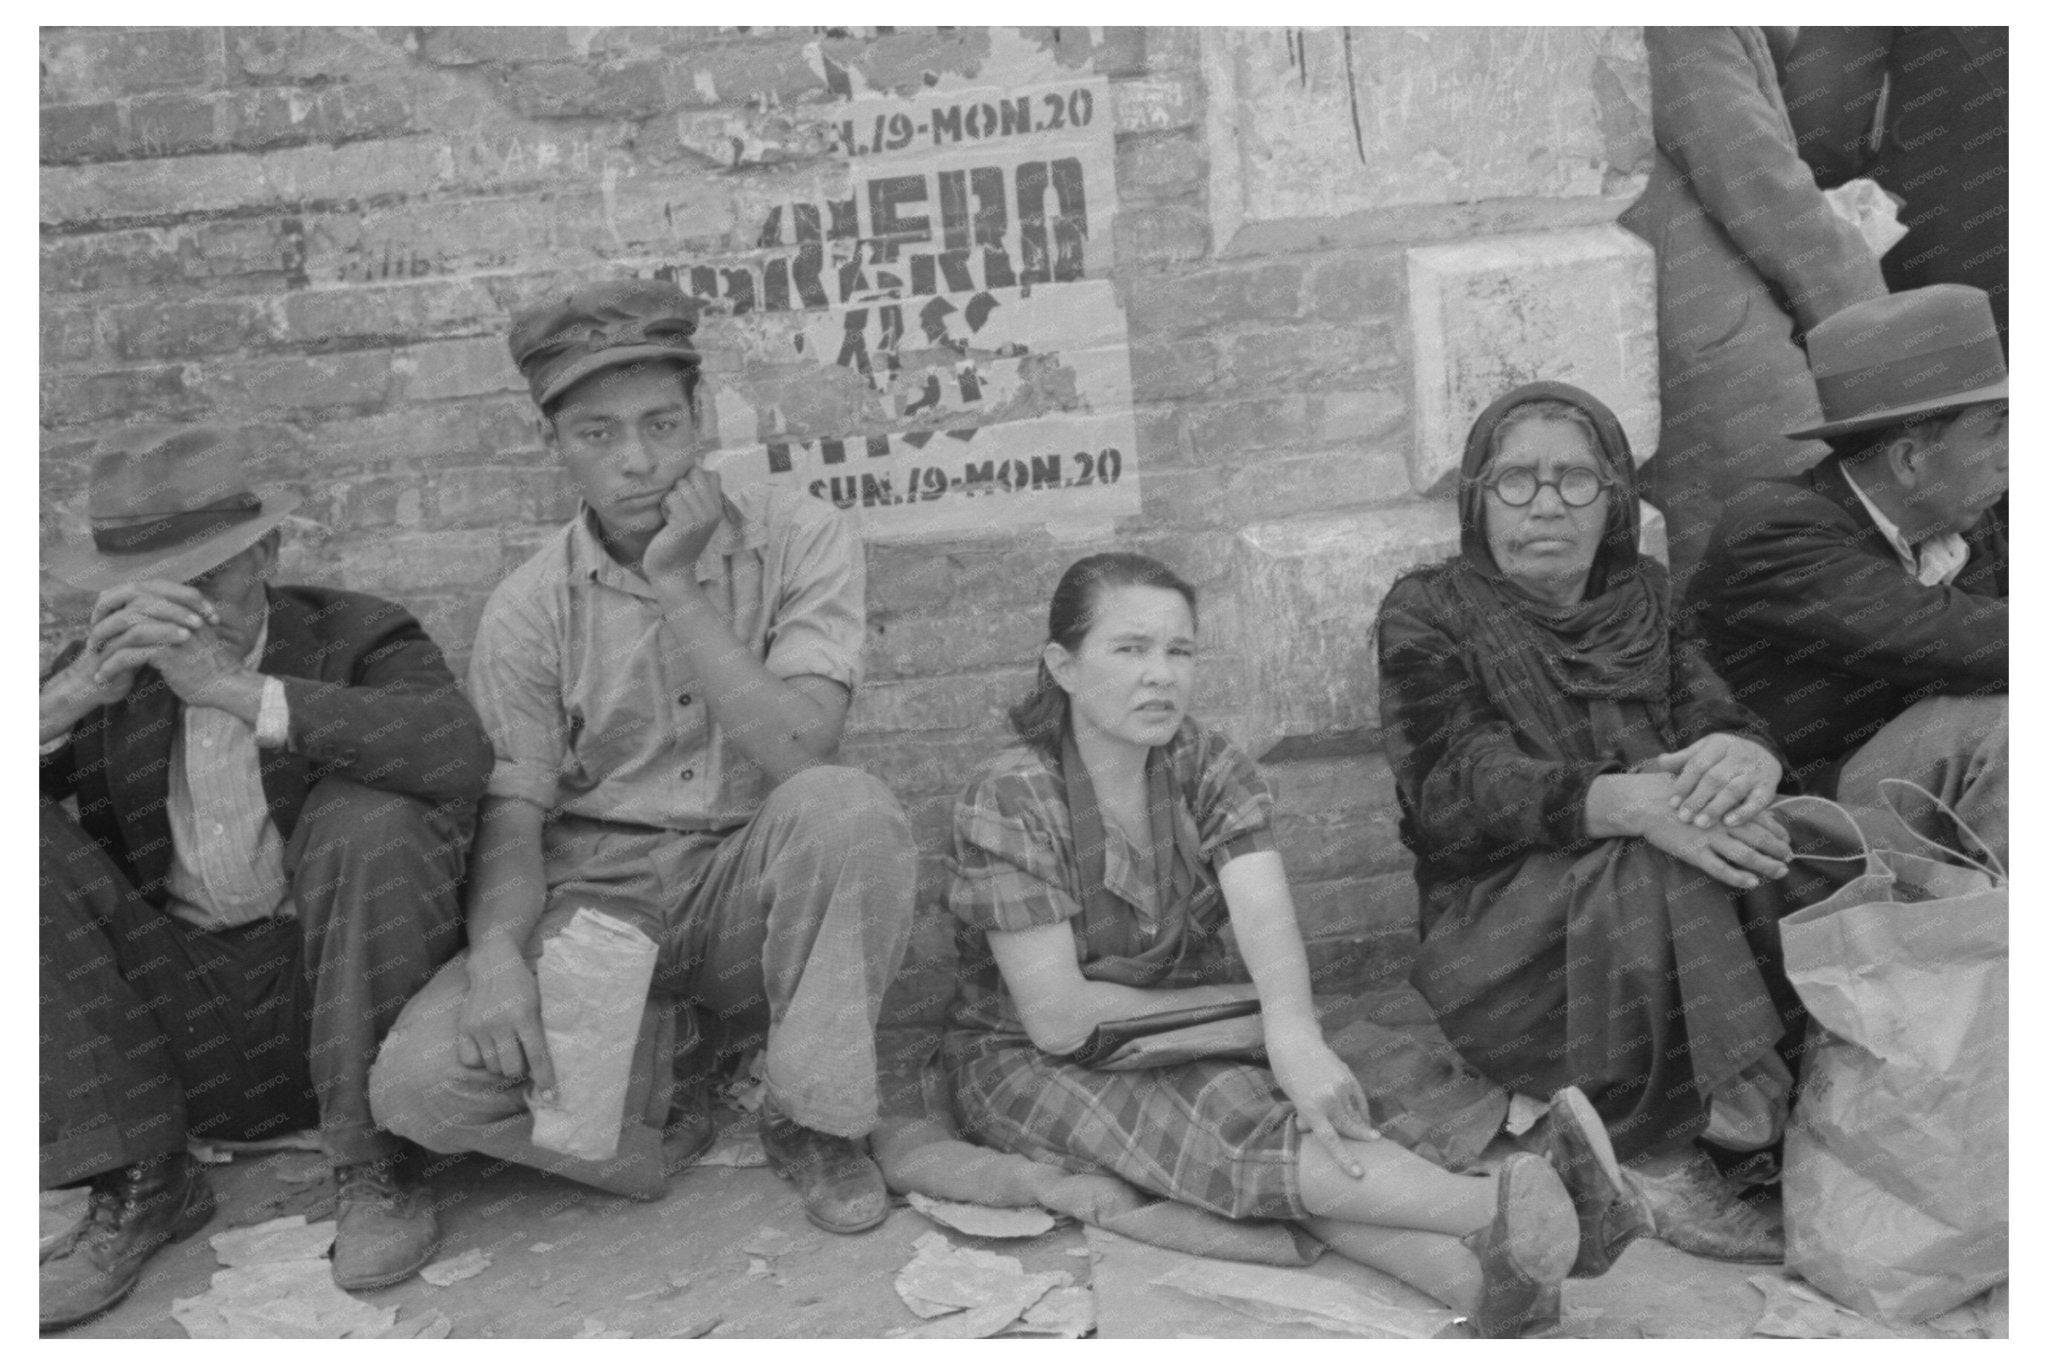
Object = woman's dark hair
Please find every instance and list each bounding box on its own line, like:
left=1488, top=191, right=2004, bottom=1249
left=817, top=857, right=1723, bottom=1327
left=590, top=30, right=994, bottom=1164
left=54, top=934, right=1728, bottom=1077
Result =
left=1008, top=552, right=1198, bottom=755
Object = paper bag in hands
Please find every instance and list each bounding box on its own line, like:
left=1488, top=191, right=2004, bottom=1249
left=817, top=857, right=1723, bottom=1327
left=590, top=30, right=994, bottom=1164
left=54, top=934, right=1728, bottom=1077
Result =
left=528, top=908, right=658, bottom=1162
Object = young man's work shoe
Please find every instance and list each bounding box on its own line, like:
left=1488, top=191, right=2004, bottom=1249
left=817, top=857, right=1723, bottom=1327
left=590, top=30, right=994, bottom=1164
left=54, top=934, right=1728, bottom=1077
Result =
left=40, top=1152, right=216, bottom=1332
left=1628, top=1149, right=1785, bottom=1263
left=331, top=1158, right=439, bottom=1290
left=1527, top=1085, right=1655, bottom=1277
left=759, top=1103, right=889, bottom=1234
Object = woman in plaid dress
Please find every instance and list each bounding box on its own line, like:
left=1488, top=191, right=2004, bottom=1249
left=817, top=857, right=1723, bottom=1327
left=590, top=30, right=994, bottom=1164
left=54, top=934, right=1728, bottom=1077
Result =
left=941, top=553, right=1647, bottom=1336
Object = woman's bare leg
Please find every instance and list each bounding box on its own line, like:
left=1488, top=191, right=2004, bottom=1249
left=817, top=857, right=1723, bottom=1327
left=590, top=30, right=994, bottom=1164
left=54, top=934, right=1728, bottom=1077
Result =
left=1304, top=1218, right=1483, bottom=1314
left=1296, top=1135, right=1495, bottom=1233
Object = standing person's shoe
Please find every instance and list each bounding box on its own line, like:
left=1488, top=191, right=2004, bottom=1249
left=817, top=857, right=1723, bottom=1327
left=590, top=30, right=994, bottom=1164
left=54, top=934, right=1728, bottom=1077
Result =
left=331, top=1157, right=439, bottom=1290
left=40, top=1152, right=216, bottom=1332
left=1527, top=1086, right=1655, bottom=1277
left=758, top=1099, right=889, bottom=1234
left=1629, top=1149, right=1784, bottom=1263
left=1459, top=1151, right=1577, bottom=1338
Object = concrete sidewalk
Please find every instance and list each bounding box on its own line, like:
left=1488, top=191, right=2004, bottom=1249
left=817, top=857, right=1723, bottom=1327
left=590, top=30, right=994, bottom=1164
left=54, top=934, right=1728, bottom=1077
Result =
left=51, top=1012, right=2006, bottom=1341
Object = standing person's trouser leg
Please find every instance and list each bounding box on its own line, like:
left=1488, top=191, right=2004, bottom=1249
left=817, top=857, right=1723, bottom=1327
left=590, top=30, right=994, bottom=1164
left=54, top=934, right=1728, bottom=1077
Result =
left=370, top=765, right=917, bottom=1195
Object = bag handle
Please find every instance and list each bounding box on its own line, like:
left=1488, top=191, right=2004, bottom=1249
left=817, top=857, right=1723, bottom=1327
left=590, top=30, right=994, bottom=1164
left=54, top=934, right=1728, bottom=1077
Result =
left=1875, top=777, right=2007, bottom=883
left=1769, top=793, right=1882, bottom=878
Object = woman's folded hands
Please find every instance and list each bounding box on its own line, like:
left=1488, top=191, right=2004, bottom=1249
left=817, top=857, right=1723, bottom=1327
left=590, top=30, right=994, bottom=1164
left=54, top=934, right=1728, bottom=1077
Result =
left=1586, top=758, right=1793, bottom=891
left=1646, top=732, right=1784, bottom=828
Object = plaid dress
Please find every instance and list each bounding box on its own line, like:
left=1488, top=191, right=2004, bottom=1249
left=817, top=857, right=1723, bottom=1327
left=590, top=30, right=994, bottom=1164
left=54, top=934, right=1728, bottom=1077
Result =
left=940, top=719, right=1310, bottom=1221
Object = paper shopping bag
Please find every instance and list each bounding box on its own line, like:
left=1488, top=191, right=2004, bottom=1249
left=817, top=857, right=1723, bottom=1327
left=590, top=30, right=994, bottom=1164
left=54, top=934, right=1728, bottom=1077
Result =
left=1776, top=789, right=2007, bottom=1322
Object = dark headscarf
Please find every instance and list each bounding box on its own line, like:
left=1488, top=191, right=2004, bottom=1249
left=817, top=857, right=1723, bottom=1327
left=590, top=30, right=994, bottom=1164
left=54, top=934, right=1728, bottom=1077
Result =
left=1448, top=381, right=1669, bottom=700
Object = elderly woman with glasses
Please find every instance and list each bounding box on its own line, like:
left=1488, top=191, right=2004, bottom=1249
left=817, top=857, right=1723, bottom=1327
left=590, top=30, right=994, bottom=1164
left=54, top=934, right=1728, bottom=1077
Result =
left=1375, top=382, right=1823, bottom=1265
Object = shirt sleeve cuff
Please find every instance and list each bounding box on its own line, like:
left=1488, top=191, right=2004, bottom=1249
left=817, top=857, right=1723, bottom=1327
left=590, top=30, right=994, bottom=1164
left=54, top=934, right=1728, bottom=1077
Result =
left=485, top=761, right=559, bottom=808
left=256, top=676, right=291, bottom=749
left=1212, top=827, right=1277, bottom=867
left=765, top=640, right=861, bottom=691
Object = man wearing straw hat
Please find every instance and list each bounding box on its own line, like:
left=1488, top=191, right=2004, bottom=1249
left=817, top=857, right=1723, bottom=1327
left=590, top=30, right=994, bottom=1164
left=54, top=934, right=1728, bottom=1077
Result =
left=1689, top=284, right=2008, bottom=867
left=39, top=425, right=493, bottom=1329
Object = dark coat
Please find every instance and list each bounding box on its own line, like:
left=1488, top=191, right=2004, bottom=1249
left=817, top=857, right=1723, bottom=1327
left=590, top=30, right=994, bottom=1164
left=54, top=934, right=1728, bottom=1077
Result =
left=40, top=584, right=493, bottom=907
left=1376, top=558, right=1797, bottom=1159
left=1619, top=26, right=1888, bottom=583
left=1781, top=26, right=2009, bottom=343
left=1377, top=558, right=1777, bottom=904
left=1686, top=457, right=2008, bottom=789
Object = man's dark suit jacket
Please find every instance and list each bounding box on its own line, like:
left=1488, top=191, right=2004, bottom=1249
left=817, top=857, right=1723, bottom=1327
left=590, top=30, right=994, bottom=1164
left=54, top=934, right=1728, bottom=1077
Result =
left=1687, top=457, right=2007, bottom=791
left=41, top=584, right=493, bottom=908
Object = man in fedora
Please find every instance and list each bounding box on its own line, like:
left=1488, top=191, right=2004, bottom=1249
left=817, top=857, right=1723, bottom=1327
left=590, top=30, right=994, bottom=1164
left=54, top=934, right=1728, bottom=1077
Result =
left=39, top=425, right=493, bottom=1329
left=1689, top=283, right=2008, bottom=866
left=368, top=278, right=916, bottom=1233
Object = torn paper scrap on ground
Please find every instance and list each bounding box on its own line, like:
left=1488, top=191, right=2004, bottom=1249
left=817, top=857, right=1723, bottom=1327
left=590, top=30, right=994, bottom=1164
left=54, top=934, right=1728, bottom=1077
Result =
left=1748, top=1275, right=1894, bottom=1339
left=189, top=1132, right=325, bottom=1164
left=40, top=1188, right=89, bottom=1257
left=528, top=907, right=658, bottom=1162
left=739, top=1225, right=817, bottom=1259
left=420, top=1247, right=493, bottom=1287
left=210, top=1215, right=337, bottom=1267
left=1016, top=1284, right=1096, bottom=1337
left=171, top=1261, right=396, bottom=1338
left=1151, top=1258, right=1459, bottom=1338
left=893, top=1230, right=1068, bottom=1337
left=373, top=1311, right=454, bottom=1339
left=908, top=1192, right=1056, bottom=1240
left=696, top=1129, right=769, bottom=1168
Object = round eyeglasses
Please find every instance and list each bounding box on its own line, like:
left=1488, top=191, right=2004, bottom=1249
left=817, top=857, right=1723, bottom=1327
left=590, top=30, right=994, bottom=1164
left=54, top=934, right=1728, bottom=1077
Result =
left=1474, top=466, right=1614, bottom=509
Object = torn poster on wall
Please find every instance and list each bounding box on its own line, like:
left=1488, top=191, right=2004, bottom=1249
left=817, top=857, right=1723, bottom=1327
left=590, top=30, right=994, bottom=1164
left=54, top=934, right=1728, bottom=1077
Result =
left=683, top=75, right=1139, bottom=537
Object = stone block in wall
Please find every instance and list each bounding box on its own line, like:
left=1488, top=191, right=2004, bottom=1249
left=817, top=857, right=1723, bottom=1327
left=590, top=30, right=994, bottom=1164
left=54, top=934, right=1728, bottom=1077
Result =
left=1201, top=27, right=1645, bottom=253
left=1405, top=225, right=1657, bottom=495
left=1231, top=504, right=1459, bottom=757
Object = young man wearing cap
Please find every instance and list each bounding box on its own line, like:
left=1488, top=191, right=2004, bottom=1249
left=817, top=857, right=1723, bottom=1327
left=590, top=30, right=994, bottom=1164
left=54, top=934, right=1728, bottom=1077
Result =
left=368, top=278, right=916, bottom=1233
left=1689, top=284, right=2008, bottom=866
left=38, top=426, right=493, bottom=1328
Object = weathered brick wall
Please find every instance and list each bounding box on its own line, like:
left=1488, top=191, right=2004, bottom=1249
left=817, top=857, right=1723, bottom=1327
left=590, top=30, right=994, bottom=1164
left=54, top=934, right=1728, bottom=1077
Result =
left=40, top=26, right=1651, bottom=1026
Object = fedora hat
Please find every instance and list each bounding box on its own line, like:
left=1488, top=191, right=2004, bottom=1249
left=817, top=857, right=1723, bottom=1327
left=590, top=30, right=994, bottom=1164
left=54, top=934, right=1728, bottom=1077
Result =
left=508, top=277, right=701, bottom=410
left=1788, top=284, right=2008, bottom=441
left=45, top=424, right=301, bottom=592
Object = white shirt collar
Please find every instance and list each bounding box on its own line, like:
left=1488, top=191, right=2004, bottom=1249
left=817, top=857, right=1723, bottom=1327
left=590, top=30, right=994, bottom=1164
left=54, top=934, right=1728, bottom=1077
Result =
left=1839, top=464, right=1968, bottom=587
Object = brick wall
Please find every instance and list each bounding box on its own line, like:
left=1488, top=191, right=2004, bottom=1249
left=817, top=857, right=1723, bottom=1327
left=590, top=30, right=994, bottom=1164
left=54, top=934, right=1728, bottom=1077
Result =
left=40, top=26, right=1651, bottom=1026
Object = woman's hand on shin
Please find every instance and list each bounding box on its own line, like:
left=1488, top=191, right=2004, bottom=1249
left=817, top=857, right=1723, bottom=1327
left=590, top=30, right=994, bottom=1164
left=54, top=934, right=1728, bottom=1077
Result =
left=1268, top=1032, right=1380, bottom=1179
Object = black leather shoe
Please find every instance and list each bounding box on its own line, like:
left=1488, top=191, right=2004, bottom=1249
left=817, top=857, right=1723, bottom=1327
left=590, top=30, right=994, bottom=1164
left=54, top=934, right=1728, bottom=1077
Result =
left=40, top=1153, right=216, bottom=1333
left=1529, top=1085, right=1654, bottom=1277
left=758, top=1103, right=888, bottom=1235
